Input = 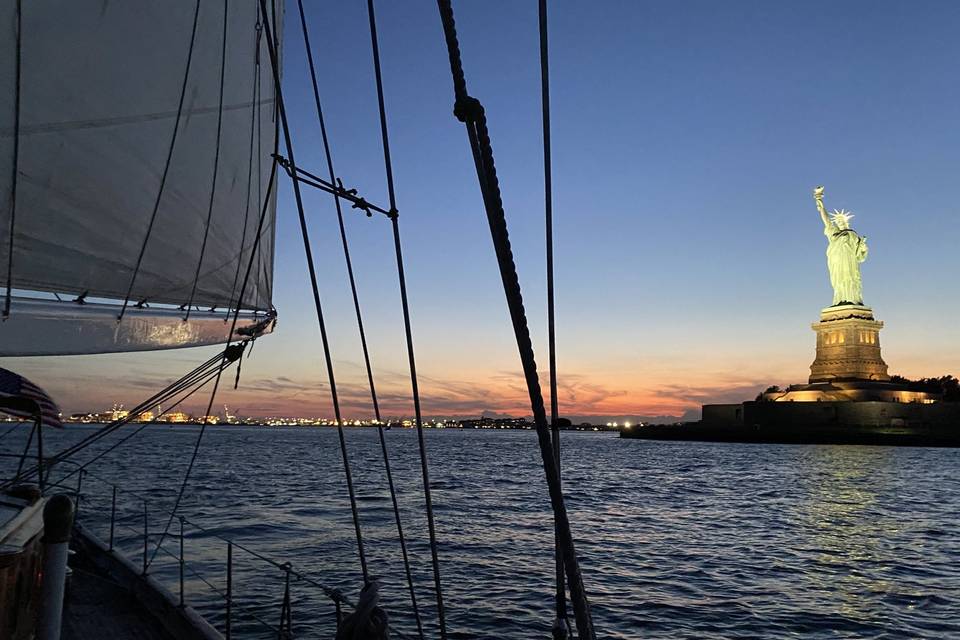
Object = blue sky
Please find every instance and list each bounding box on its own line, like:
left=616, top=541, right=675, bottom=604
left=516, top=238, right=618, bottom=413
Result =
left=10, top=0, right=960, bottom=420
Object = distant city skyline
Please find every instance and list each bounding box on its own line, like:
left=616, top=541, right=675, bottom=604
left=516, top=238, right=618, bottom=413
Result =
left=5, top=1, right=960, bottom=421
left=53, top=403, right=633, bottom=429
left=58, top=401, right=695, bottom=426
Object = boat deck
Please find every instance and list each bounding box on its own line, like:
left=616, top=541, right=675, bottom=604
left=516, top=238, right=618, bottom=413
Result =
left=63, top=563, right=173, bottom=640
left=64, top=524, right=221, bottom=640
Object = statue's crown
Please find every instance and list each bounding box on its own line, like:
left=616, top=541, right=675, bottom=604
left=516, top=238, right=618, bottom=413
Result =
left=830, top=208, right=854, bottom=226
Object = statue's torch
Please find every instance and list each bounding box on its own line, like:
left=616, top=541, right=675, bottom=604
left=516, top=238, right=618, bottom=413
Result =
left=813, top=186, right=829, bottom=221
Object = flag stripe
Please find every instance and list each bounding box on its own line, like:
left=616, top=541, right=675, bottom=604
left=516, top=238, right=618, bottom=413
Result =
left=0, top=367, right=63, bottom=429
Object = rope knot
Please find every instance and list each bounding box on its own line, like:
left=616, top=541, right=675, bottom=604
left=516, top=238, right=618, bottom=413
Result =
left=351, top=198, right=372, bottom=216
left=335, top=178, right=358, bottom=197
left=336, top=580, right=388, bottom=640
left=272, top=153, right=292, bottom=173
left=224, top=342, right=246, bottom=363
left=453, top=95, right=483, bottom=123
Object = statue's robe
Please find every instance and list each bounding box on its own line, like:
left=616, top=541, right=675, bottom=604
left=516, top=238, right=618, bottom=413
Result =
left=824, top=224, right=868, bottom=305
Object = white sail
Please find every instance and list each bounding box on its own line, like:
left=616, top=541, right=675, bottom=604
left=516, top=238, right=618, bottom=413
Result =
left=0, top=1, right=279, bottom=316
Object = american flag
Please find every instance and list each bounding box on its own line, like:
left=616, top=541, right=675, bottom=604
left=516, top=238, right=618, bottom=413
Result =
left=0, top=368, right=63, bottom=429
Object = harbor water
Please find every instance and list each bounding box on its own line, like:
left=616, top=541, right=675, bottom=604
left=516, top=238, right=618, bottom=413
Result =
left=3, top=425, right=959, bottom=638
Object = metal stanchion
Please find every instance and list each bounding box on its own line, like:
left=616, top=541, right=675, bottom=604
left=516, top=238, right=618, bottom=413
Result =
left=38, top=494, right=75, bottom=640
left=179, top=516, right=185, bottom=607
left=108, top=486, right=117, bottom=551
left=225, top=541, right=233, bottom=639
left=142, top=500, right=148, bottom=575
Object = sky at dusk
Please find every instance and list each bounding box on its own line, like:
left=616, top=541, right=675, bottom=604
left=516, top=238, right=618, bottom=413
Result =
left=7, top=0, right=960, bottom=421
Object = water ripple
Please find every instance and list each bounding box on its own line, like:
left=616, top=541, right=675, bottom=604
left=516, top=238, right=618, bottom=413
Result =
left=4, top=427, right=960, bottom=638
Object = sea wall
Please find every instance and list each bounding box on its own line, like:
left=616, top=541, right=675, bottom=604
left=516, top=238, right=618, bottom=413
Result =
left=702, top=400, right=960, bottom=429
left=702, top=404, right=744, bottom=427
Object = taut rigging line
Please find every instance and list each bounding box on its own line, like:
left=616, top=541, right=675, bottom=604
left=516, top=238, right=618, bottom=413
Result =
left=258, top=0, right=371, bottom=584
left=279, top=4, right=454, bottom=633
left=296, top=0, right=424, bottom=636
left=435, top=1, right=596, bottom=637
left=148, top=5, right=282, bottom=567
left=365, top=0, right=448, bottom=636
left=538, top=1, right=570, bottom=636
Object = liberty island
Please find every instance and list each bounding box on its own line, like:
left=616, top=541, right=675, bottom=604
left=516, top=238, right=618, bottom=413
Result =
left=624, top=186, right=959, bottom=445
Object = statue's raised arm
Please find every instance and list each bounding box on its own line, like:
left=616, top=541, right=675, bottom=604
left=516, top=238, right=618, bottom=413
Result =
left=813, top=186, right=832, bottom=230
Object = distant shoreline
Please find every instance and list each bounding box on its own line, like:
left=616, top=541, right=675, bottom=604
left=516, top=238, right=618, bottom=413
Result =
left=25, top=420, right=624, bottom=432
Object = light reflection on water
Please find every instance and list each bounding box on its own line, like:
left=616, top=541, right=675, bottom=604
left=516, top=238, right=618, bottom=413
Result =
left=3, top=426, right=959, bottom=638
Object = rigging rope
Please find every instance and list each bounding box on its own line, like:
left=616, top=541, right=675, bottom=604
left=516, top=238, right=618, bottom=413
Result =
left=226, top=15, right=264, bottom=319
left=150, top=39, right=281, bottom=566
left=365, top=1, right=448, bottom=636
left=297, top=2, right=423, bottom=636
left=434, top=2, right=595, bottom=637
left=146, top=341, right=239, bottom=568
left=4, top=0, right=22, bottom=318
left=229, top=157, right=277, bottom=333
left=184, top=0, right=230, bottom=321
left=73, top=366, right=230, bottom=484
left=0, top=348, right=236, bottom=497
left=254, top=2, right=277, bottom=312
left=259, top=0, right=370, bottom=584
left=118, top=0, right=201, bottom=322
left=29, top=356, right=237, bottom=495
left=98, top=52, right=277, bottom=566
left=255, top=32, right=267, bottom=314
left=538, top=2, right=570, bottom=636
left=297, top=0, right=381, bottom=444
left=5, top=350, right=228, bottom=481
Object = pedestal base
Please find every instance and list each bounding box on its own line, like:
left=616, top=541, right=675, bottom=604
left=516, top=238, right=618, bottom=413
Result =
left=761, top=380, right=938, bottom=403
left=809, top=304, right=889, bottom=382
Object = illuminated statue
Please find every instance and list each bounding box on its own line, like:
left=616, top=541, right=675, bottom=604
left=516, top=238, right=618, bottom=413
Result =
left=814, top=186, right=868, bottom=306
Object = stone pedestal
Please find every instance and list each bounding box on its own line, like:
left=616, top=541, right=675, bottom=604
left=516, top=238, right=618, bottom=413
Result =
left=809, top=305, right=889, bottom=382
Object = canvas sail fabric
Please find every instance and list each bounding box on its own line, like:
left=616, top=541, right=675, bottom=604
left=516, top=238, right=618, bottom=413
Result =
left=0, top=1, right=279, bottom=313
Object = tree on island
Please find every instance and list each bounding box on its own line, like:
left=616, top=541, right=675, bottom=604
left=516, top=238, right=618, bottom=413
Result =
left=890, top=375, right=960, bottom=401
left=755, top=385, right=783, bottom=401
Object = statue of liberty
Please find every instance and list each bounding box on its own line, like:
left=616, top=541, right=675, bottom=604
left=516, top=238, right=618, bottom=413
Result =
left=814, top=186, right=868, bottom=306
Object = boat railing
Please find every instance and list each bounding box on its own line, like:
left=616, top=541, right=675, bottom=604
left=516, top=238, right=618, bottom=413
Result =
left=3, top=454, right=357, bottom=639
